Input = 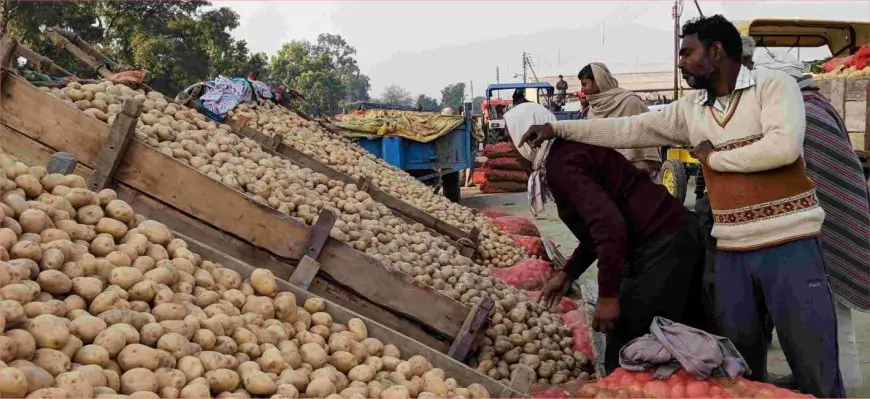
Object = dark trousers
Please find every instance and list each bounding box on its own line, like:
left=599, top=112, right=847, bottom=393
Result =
left=603, top=215, right=707, bottom=372
left=714, top=238, right=846, bottom=398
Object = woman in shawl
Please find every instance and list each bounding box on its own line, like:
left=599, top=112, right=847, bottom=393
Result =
left=752, top=49, right=870, bottom=391
left=578, top=63, right=663, bottom=179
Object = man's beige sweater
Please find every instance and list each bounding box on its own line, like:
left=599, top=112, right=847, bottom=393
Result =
left=551, top=67, right=824, bottom=251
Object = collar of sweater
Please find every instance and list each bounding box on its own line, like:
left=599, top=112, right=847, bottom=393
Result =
left=695, top=66, right=756, bottom=107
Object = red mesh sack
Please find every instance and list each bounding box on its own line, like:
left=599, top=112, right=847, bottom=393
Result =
left=511, top=234, right=547, bottom=259
left=576, top=368, right=814, bottom=399
left=484, top=169, right=529, bottom=183
left=491, top=259, right=553, bottom=290
left=526, top=290, right=579, bottom=314
left=489, top=215, right=540, bottom=236
left=480, top=181, right=526, bottom=193
left=472, top=170, right=487, bottom=185
left=483, top=142, right=520, bottom=158
left=481, top=209, right=512, bottom=219
left=822, top=56, right=850, bottom=72
left=847, top=44, right=870, bottom=69
left=561, top=309, right=595, bottom=361
left=484, top=157, right=526, bottom=171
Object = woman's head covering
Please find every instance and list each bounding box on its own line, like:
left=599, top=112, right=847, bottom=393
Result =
left=753, top=48, right=814, bottom=89
left=584, top=62, right=646, bottom=119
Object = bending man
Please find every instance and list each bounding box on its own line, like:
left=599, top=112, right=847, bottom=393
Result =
left=504, top=85, right=706, bottom=375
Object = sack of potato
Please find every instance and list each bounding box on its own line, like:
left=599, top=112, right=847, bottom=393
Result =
left=0, top=150, right=499, bottom=399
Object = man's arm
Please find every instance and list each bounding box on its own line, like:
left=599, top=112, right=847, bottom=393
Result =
left=557, top=167, right=628, bottom=298
left=552, top=99, right=691, bottom=148
left=706, top=71, right=806, bottom=172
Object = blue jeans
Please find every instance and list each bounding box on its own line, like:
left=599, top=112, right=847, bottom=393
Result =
left=714, top=237, right=845, bottom=398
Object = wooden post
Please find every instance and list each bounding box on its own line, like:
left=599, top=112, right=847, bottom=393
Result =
left=500, top=364, right=535, bottom=398
left=447, top=296, right=494, bottom=362
left=0, top=36, right=17, bottom=70
left=46, top=152, right=77, bottom=174
left=287, top=209, right=337, bottom=290
left=86, top=99, right=143, bottom=191
left=43, top=27, right=113, bottom=78
left=830, top=78, right=847, bottom=120
left=11, top=41, right=73, bottom=77
left=458, top=227, right=481, bottom=259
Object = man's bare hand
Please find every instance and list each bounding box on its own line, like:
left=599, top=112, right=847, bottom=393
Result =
left=518, top=123, right=556, bottom=148
left=540, top=271, right=572, bottom=311
left=591, top=297, right=620, bottom=333
left=690, top=140, right=716, bottom=165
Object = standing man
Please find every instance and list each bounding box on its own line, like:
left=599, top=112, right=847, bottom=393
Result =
left=576, top=91, right=589, bottom=119
left=753, top=48, right=870, bottom=393
left=556, top=74, right=568, bottom=100
left=519, top=15, right=844, bottom=398
left=503, top=93, right=707, bottom=375
left=577, top=62, right=662, bottom=179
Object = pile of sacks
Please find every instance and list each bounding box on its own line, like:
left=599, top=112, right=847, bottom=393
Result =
left=475, top=143, right=530, bottom=193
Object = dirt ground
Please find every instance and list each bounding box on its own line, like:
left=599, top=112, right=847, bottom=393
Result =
left=461, top=186, right=870, bottom=397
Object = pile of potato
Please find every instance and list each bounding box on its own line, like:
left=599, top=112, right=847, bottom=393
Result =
left=229, top=102, right=524, bottom=269
left=36, top=81, right=591, bottom=385
left=0, top=151, right=501, bottom=398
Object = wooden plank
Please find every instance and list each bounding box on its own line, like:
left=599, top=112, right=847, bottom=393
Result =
left=830, top=78, right=847, bottom=120
left=459, top=227, right=481, bottom=259
left=288, top=256, right=321, bottom=290
left=87, top=99, right=143, bottom=191
left=0, top=36, right=17, bottom=69
left=175, top=232, right=522, bottom=398
left=0, top=74, right=468, bottom=340
left=1, top=125, right=453, bottom=352
left=447, top=296, right=494, bottom=362
left=502, top=364, right=535, bottom=398
left=228, top=118, right=477, bottom=248
left=306, top=209, right=336, bottom=260
left=9, top=41, right=74, bottom=77
left=43, top=28, right=113, bottom=78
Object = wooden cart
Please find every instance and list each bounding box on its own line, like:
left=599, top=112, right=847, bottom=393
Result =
left=0, top=68, right=491, bottom=365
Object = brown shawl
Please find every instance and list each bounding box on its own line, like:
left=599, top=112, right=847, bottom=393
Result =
left=586, top=62, right=662, bottom=164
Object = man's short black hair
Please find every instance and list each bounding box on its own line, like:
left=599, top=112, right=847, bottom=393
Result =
left=680, top=14, right=743, bottom=63
left=558, top=74, right=563, bottom=78
left=578, top=64, right=594, bottom=80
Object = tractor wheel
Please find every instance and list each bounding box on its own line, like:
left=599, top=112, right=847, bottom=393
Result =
left=442, top=171, right=462, bottom=203
left=661, top=160, right=688, bottom=203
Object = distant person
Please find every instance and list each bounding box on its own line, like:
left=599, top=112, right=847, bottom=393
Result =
left=416, top=103, right=424, bottom=112
left=556, top=74, right=568, bottom=99
left=310, top=103, right=320, bottom=118
left=576, top=92, right=589, bottom=119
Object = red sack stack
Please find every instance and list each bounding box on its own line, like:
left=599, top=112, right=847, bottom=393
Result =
left=477, top=142, right=529, bottom=193
left=492, top=259, right=553, bottom=290
left=489, top=215, right=540, bottom=236
left=575, top=368, right=814, bottom=398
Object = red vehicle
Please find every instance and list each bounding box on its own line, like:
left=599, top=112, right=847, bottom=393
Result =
left=481, top=98, right=512, bottom=125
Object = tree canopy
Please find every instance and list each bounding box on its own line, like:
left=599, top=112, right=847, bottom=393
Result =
left=416, top=94, right=440, bottom=112
left=1, top=0, right=372, bottom=113
left=440, top=82, right=466, bottom=111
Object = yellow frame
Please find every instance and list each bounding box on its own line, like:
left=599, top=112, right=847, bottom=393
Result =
left=665, top=148, right=700, bottom=164
left=736, top=19, right=870, bottom=57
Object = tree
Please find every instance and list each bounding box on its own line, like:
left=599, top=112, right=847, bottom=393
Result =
left=416, top=94, right=439, bottom=112
left=471, top=96, right=485, bottom=115
left=379, top=85, right=413, bottom=106
left=267, top=34, right=371, bottom=115
left=440, top=83, right=466, bottom=111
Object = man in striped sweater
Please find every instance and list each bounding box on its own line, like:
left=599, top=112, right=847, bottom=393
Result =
left=519, top=15, right=845, bottom=398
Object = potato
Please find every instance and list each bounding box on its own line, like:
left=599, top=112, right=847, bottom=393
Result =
left=32, top=348, right=70, bottom=376
left=242, top=371, right=277, bottom=395
left=381, top=356, right=401, bottom=372
left=347, top=318, right=367, bottom=341
left=93, top=329, right=127, bottom=358
left=0, top=366, right=28, bottom=398
left=36, top=270, right=72, bottom=295
left=303, top=297, right=325, bottom=314
left=27, top=314, right=69, bottom=349
left=249, top=269, right=278, bottom=297
left=177, top=356, right=204, bottom=381
left=381, top=385, right=411, bottom=399
left=74, top=344, right=110, bottom=366
left=7, top=330, right=35, bottom=360
left=118, top=343, right=159, bottom=371
left=95, top=218, right=127, bottom=238
left=300, top=342, right=327, bottom=368
left=18, top=209, right=51, bottom=234
left=108, top=267, right=144, bottom=290
left=24, top=388, right=67, bottom=399
left=205, top=369, right=241, bottom=394
left=13, top=361, right=54, bottom=393
left=382, top=344, right=401, bottom=359
left=55, top=370, right=93, bottom=399
left=305, top=378, right=336, bottom=398
left=360, top=338, right=383, bottom=357
left=105, top=200, right=134, bottom=223
left=121, top=368, right=159, bottom=394
left=347, top=365, right=375, bottom=383
left=275, top=384, right=299, bottom=399
left=137, top=221, right=172, bottom=245
left=76, top=205, right=104, bottom=225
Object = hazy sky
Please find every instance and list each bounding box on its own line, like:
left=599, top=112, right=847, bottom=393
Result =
left=212, top=1, right=870, bottom=99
